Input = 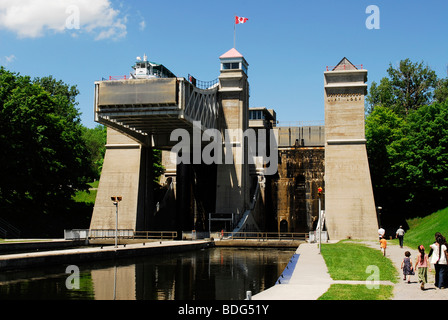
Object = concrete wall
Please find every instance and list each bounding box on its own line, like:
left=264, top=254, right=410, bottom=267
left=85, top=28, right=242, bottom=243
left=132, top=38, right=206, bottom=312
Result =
left=272, top=148, right=325, bottom=232
left=90, top=128, right=147, bottom=231
left=324, top=144, right=377, bottom=239
left=324, top=67, right=378, bottom=240
left=277, top=126, right=325, bottom=147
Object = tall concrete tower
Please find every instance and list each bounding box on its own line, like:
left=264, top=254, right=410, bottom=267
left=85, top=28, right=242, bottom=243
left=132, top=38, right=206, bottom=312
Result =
left=324, top=58, right=378, bottom=240
left=214, top=48, right=250, bottom=227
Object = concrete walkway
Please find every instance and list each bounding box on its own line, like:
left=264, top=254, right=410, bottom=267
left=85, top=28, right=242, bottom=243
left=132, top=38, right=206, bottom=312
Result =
left=252, top=241, right=448, bottom=300
left=378, top=242, right=448, bottom=300
left=252, top=242, right=333, bottom=300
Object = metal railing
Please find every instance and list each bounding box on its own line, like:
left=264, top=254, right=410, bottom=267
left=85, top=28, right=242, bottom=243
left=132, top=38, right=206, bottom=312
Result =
left=188, top=74, right=219, bottom=90
left=133, top=231, right=177, bottom=240
left=89, top=229, right=134, bottom=239
left=64, top=229, right=89, bottom=240
left=218, top=232, right=308, bottom=241
left=326, top=64, right=364, bottom=71
left=276, top=120, right=325, bottom=127
left=89, top=229, right=177, bottom=241
left=102, top=75, right=129, bottom=81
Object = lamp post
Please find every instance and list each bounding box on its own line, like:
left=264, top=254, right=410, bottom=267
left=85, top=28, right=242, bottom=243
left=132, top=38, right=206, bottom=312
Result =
left=317, top=187, right=323, bottom=254
left=377, top=206, right=382, bottom=227
left=111, top=196, right=122, bottom=248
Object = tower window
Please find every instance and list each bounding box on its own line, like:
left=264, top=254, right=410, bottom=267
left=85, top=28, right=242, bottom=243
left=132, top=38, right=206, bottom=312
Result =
left=223, top=62, right=240, bottom=70
left=249, top=110, right=265, bottom=120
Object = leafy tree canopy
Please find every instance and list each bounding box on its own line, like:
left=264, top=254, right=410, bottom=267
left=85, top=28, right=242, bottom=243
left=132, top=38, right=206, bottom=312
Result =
left=435, top=78, right=448, bottom=103
left=366, top=59, right=448, bottom=218
left=0, top=67, right=93, bottom=233
left=388, top=102, right=448, bottom=195
left=82, top=125, right=107, bottom=179
left=366, top=59, right=438, bottom=116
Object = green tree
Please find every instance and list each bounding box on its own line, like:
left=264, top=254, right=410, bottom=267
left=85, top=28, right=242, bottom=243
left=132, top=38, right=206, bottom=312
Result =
left=152, top=148, right=165, bottom=184
left=0, top=68, right=92, bottom=236
left=434, top=78, right=448, bottom=103
left=388, top=102, right=448, bottom=206
left=366, top=59, right=448, bottom=219
left=33, top=76, right=79, bottom=109
left=82, top=125, right=107, bottom=179
left=366, top=101, right=448, bottom=218
left=365, top=106, right=405, bottom=190
left=365, top=78, right=394, bottom=114
left=367, top=59, right=438, bottom=116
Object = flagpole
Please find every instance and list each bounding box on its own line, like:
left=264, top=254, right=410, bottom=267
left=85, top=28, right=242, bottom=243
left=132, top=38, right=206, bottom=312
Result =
left=233, top=15, right=236, bottom=48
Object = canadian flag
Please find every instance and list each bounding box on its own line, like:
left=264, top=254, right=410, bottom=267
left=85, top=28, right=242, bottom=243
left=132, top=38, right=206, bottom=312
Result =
left=235, top=16, right=249, bottom=24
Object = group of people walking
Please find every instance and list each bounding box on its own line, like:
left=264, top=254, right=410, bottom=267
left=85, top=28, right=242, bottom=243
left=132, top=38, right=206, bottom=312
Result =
left=403, top=232, right=448, bottom=290
left=378, top=227, right=448, bottom=291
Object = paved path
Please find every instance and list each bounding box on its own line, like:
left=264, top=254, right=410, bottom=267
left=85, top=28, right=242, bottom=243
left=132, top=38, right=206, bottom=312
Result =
left=253, top=242, right=392, bottom=300
left=252, top=242, right=333, bottom=300
left=252, top=241, right=448, bottom=300
left=375, top=241, right=448, bottom=300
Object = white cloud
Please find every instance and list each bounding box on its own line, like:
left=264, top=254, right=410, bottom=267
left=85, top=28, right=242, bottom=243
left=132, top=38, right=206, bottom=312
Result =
left=135, top=10, right=146, bottom=32
left=0, top=0, right=127, bottom=40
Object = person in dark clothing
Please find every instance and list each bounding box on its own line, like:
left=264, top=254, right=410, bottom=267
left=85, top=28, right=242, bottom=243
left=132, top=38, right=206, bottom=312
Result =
left=396, top=226, right=405, bottom=248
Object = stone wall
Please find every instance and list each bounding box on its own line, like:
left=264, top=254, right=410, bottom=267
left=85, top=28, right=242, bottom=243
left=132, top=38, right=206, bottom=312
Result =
left=271, top=147, right=325, bottom=233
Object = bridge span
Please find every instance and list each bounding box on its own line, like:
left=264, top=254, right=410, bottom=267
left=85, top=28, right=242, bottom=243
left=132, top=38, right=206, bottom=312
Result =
left=95, top=77, right=219, bottom=149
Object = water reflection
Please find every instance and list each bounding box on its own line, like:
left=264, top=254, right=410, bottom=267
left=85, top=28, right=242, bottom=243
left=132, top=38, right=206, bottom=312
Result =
left=0, top=247, right=295, bottom=300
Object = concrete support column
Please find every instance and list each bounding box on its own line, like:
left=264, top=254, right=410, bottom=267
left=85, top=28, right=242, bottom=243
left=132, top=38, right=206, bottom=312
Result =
left=323, top=59, right=378, bottom=240
left=215, top=51, right=250, bottom=227
left=90, top=128, right=153, bottom=232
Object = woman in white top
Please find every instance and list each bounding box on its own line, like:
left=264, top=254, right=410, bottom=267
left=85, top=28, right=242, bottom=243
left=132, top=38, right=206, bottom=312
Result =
left=430, top=234, right=447, bottom=289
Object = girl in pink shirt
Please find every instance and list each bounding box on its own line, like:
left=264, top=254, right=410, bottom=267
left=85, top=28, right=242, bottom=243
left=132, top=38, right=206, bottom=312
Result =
left=415, top=245, right=430, bottom=290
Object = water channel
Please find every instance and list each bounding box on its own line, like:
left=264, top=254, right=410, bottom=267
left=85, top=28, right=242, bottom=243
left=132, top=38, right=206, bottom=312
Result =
left=0, top=247, right=295, bottom=300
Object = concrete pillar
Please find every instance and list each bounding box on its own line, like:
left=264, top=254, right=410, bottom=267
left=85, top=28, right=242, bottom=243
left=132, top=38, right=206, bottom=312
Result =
left=214, top=48, right=250, bottom=227
left=324, top=58, right=378, bottom=240
left=90, top=128, right=152, bottom=231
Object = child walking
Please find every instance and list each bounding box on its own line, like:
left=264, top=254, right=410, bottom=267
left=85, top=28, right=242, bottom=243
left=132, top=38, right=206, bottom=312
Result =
left=415, top=245, right=430, bottom=290
left=401, top=251, right=414, bottom=283
left=380, top=236, right=387, bottom=256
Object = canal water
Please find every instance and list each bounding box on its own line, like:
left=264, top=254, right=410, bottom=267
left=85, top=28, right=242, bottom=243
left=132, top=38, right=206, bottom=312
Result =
left=0, top=247, right=295, bottom=300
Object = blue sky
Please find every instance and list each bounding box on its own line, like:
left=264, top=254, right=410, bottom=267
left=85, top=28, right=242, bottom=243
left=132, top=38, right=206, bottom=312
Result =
left=1, top=0, right=447, bottom=128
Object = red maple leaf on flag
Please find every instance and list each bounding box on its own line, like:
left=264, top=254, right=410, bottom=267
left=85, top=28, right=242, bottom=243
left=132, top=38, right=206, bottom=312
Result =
left=235, top=16, right=249, bottom=24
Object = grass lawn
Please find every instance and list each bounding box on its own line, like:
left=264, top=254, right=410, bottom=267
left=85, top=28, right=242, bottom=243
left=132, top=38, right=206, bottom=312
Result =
left=72, top=181, right=99, bottom=205
left=318, top=284, right=394, bottom=300
left=318, top=206, right=448, bottom=299
left=320, top=242, right=398, bottom=282
left=318, top=241, right=398, bottom=300
left=404, top=207, right=448, bottom=249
